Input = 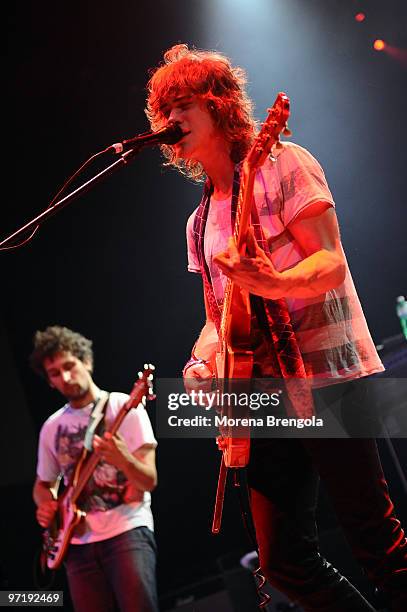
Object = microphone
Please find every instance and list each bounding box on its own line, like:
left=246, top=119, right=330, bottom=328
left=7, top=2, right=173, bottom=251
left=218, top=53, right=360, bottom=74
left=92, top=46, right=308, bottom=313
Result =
left=110, top=122, right=184, bottom=154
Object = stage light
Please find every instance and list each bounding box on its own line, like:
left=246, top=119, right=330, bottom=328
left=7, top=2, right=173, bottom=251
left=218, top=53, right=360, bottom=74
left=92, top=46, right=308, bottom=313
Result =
left=373, top=39, right=386, bottom=51
left=355, top=13, right=366, bottom=23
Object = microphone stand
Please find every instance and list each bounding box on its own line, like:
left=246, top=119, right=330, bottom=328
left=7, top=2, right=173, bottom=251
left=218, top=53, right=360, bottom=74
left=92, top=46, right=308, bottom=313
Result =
left=0, top=145, right=142, bottom=249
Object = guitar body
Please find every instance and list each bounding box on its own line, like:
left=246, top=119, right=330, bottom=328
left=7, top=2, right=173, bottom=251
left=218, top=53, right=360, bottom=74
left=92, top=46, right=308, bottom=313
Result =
left=215, top=284, right=253, bottom=468
left=215, top=347, right=253, bottom=467
left=215, top=283, right=253, bottom=378
left=43, top=490, right=86, bottom=570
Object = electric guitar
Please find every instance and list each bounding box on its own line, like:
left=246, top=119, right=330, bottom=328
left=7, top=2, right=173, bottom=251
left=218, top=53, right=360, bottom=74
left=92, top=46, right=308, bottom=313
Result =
left=212, top=93, right=291, bottom=532
left=41, top=365, right=155, bottom=570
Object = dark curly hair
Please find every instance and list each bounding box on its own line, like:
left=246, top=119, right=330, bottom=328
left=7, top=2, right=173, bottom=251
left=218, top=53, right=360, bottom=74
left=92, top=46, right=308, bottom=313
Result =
left=145, top=43, right=257, bottom=182
left=30, top=325, right=93, bottom=379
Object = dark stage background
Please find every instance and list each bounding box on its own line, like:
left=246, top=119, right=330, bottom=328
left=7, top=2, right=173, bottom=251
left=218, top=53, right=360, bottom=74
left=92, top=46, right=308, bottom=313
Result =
left=3, top=1, right=407, bottom=609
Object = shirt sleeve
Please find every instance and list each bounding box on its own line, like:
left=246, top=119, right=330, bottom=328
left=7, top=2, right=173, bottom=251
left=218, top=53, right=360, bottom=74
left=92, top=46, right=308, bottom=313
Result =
left=186, top=210, right=201, bottom=273
left=36, top=422, right=60, bottom=483
left=276, top=143, right=335, bottom=227
left=108, top=393, right=157, bottom=452
left=120, top=405, right=157, bottom=452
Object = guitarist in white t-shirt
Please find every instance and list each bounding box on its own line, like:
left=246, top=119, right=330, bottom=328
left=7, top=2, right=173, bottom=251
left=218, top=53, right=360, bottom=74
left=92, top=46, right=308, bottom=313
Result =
left=31, top=325, right=159, bottom=612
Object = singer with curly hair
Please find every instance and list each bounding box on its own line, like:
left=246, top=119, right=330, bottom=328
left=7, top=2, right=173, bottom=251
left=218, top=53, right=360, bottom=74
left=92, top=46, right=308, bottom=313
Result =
left=145, top=44, right=407, bottom=611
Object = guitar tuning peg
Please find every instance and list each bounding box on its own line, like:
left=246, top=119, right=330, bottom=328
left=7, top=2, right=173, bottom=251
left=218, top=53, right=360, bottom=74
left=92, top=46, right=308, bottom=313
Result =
left=144, top=363, right=148, bottom=369
left=138, top=371, right=143, bottom=379
left=149, top=364, right=155, bottom=370
left=147, top=374, right=154, bottom=381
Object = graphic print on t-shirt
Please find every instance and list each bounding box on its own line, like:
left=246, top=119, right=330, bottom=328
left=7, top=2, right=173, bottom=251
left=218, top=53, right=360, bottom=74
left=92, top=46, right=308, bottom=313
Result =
left=55, top=423, right=127, bottom=512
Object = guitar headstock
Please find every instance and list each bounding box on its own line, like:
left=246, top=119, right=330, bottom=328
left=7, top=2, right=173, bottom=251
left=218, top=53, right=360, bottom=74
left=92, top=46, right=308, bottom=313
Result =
left=245, top=92, right=291, bottom=170
left=127, top=364, right=156, bottom=409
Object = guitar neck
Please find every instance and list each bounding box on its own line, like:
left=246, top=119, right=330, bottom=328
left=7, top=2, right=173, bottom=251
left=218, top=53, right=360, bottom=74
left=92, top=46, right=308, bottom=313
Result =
left=70, top=399, right=133, bottom=504
left=219, top=165, right=256, bottom=338
left=234, top=164, right=256, bottom=252
left=218, top=92, right=290, bottom=350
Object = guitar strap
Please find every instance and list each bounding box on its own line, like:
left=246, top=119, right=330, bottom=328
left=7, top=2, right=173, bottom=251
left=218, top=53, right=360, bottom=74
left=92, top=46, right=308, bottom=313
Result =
left=83, top=391, right=110, bottom=451
left=192, top=178, right=221, bottom=329
left=193, top=164, right=314, bottom=418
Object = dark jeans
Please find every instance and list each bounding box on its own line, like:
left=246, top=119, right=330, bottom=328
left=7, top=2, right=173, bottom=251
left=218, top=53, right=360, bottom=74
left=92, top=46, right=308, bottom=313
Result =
left=248, top=380, right=407, bottom=612
left=65, top=526, right=159, bottom=612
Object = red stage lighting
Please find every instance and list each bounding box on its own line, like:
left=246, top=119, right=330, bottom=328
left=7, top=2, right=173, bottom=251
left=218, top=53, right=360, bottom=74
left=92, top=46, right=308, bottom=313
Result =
left=373, top=39, right=386, bottom=51
left=355, top=13, right=366, bottom=22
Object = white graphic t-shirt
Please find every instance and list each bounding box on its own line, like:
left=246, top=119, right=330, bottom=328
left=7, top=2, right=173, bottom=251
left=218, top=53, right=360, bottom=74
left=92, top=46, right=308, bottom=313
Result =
left=37, top=392, right=157, bottom=544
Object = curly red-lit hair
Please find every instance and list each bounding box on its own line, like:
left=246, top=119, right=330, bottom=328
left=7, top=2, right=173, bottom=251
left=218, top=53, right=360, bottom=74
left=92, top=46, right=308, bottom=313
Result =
left=145, top=44, right=257, bottom=181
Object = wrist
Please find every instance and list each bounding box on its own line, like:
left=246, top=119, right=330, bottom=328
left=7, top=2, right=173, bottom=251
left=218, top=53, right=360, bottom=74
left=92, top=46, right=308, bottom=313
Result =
left=182, top=356, right=213, bottom=377
left=116, top=451, right=135, bottom=475
left=266, top=269, right=291, bottom=299
left=182, top=343, right=214, bottom=377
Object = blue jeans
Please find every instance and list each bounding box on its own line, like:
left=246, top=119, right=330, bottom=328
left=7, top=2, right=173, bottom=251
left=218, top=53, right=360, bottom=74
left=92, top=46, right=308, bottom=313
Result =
left=65, top=526, right=159, bottom=612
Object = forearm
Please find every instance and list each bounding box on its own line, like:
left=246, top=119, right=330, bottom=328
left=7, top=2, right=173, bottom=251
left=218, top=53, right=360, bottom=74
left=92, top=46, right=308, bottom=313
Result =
left=118, top=454, right=157, bottom=492
left=193, top=320, right=218, bottom=360
left=277, top=248, right=346, bottom=299
left=33, top=480, right=53, bottom=507
left=33, top=479, right=58, bottom=527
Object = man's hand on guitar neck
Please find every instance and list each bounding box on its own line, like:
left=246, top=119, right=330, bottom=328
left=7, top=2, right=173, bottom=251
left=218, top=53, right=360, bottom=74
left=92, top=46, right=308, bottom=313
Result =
left=93, top=431, right=132, bottom=471
left=213, top=226, right=286, bottom=299
left=93, top=433, right=157, bottom=493
left=214, top=205, right=346, bottom=299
